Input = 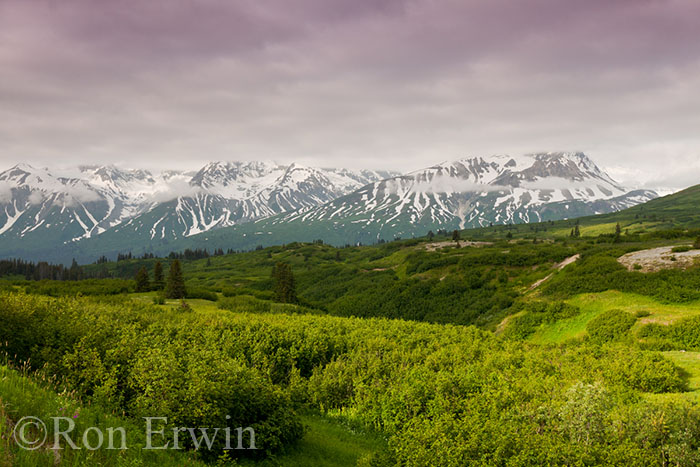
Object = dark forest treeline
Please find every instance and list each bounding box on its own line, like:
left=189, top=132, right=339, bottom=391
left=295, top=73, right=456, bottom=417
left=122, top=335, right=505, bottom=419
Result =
left=0, top=258, right=87, bottom=281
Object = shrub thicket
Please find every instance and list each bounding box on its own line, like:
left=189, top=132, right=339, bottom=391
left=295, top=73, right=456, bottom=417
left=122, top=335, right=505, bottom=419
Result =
left=586, top=310, right=637, bottom=344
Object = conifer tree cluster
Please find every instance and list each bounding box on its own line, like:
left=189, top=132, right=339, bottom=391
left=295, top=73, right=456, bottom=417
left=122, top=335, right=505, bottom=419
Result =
left=0, top=258, right=85, bottom=281
left=272, top=262, right=297, bottom=304
left=134, top=267, right=150, bottom=292
left=153, top=261, right=165, bottom=290
left=614, top=222, right=622, bottom=242
left=132, top=261, right=167, bottom=293
left=165, top=260, right=187, bottom=299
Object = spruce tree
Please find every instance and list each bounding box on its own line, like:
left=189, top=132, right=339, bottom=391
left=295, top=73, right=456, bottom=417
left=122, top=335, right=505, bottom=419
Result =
left=272, top=262, right=297, bottom=304
left=694, top=236, right=700, bottom=249
left=153, top=261, right=164, bottom=290
left=614, top=223, right=622, bottom=242
left=165, top=260, right=186, bottom=299
left=69, top=258, right=83, bottom=281
left=452, top=230, right=461, bottom=242
left=135, top=266, right=150, bottom=292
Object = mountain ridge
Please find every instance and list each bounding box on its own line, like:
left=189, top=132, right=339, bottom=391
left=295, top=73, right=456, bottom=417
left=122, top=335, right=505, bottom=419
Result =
left=0, top=153, right=660, bottom=263
left=0, top=161, right=397, bottom=262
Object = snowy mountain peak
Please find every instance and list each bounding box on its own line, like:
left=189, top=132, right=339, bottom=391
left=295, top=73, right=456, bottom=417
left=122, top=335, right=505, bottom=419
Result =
left=0, top=159, right=398, bottom=259
left=276, top=152, right=657, bottom=242
left=190, top=160, right=280, bottom=189
left=9, top=162, right=37, bottom=173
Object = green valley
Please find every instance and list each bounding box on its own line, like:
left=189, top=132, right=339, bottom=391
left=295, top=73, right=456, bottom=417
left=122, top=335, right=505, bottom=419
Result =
left=3, top=186, right=700, bottom=465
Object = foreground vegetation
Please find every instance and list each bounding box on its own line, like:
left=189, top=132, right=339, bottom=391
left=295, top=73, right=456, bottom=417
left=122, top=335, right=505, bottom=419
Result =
left=3, top=275, right=700, bottom=465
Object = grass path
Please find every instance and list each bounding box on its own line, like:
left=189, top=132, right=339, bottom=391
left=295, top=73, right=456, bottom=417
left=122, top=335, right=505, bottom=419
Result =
left=240, top=413, right=386, bottom=467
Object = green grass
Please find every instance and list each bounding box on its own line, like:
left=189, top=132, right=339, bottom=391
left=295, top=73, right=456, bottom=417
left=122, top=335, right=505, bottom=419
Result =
left=662, top=351, right=700, bottom=392
left=0, top=364, right=386, bottom=467
left=240, top=413, right=386, bottom=467
left=0, top=365, right=206, bottom=467
left=528, top=291, right=700, bottom=344
left=645, top=351, right=700, bottom=404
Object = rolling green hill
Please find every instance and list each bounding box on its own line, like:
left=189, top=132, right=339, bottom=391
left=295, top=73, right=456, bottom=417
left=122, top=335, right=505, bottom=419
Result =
left=465, top=183, right=700, bottom=240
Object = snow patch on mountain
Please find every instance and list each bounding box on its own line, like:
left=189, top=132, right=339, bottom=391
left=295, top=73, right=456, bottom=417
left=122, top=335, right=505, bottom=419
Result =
left=0, top=160, right=399, bottom=251
left=276, top=152, right=658, bottom=236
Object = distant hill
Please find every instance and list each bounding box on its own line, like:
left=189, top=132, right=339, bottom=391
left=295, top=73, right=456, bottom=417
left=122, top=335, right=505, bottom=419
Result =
left=463, top=183, right=700, bottom=240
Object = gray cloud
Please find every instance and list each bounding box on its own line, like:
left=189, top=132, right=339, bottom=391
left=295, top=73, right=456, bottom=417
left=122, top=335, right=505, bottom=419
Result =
left=1, top=0, right=699, bottom=190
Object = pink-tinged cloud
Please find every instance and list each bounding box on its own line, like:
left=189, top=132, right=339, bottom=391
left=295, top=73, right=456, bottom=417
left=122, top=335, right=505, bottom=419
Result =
left=1, top=0, right=700, bottom=190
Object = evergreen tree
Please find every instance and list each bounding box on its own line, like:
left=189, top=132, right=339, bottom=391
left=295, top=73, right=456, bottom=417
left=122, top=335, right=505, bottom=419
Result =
left=427, top=230, right=435, bottom=241
left=135, top=266, right=150, bottom=292
left=452, top=230, right=461, bottom=242
left=271, top=262, right=297, bottom=304
left=574, top=225, right=581, bottom=238
left=694, top=236, right=700, bottom=249
left=165, top=260, right=186, bottom=299
left=69, top=258, right=83, bottom=281
left=153, top=261, right=165, bottom=290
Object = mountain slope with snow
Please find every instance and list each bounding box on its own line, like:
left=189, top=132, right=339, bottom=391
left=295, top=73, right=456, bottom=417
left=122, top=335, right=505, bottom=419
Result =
left=0, top=153, right=658, bottom=263
left=157, top=152, right=658, bottom=254
left=0, top=161, right=396, bottom=262
left=276, top=152, right=650, bottom=231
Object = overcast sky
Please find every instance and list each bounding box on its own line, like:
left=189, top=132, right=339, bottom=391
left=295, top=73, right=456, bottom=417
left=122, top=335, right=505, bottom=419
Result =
left=1, top=0, right=699, bottom=191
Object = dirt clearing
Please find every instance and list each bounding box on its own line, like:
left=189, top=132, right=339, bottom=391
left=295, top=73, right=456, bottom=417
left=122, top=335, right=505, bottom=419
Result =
left=618, top=246, right=700, bottom=272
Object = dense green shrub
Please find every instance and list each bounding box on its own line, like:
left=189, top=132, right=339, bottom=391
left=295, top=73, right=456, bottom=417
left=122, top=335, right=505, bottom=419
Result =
left=458, top=243, right=575, bottom=268
left=638, top=316, right=700, bottom=350
left=219, top=295, right=272, bottom=314
left=605, top=352, right=687, bottom=393
left=222, top=287, right=274, bottom=300
left=545, top=253, right=700, bottom=303
left=503, top=301, right=580, bottom=340
left=404, top=251, right=459, bottom=275
left=671, top=245, right=692, bottom=253
left=185, top=286, right=218, bottom=301
left=21, top=279, right=132, bottom=296
left=0, top=292, right=306, bottom=458
left=586, top=310, right=637, bottom=344
left=0, top=290, right=697, bottom=464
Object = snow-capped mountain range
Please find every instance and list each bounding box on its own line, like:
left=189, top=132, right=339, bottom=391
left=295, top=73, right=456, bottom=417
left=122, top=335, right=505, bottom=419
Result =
left=0, top=161, right=396, bottom=260
left=160, top=152, right=656, bottom=254
left=0, top=153, right=657, bottom=263
left=278, top=152, right=655, bottom=229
